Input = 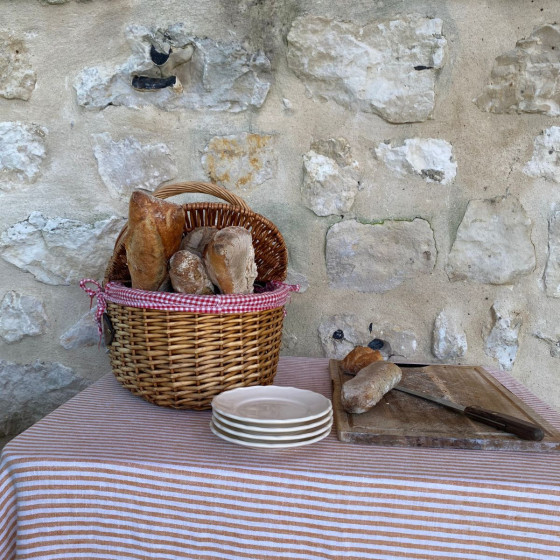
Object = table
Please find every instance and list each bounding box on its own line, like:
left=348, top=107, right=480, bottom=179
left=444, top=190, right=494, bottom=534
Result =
left=1, top=357, right=560, bottom=560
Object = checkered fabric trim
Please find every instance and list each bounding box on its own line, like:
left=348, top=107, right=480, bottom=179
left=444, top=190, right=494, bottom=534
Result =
left=80, top=279, right=299, bottom=334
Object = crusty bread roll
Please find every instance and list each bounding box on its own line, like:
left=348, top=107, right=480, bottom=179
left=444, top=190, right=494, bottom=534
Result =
left=169, top=250, right=214, bottom=295
left=203, top=226, right=257, bottom=294
left=124, top=190, right=185, bottom=291
left=341, top=361, right=402, bottom=414
left=180, top=226, right=218, bottom=257
left=341, top=346, right=383, bottom=375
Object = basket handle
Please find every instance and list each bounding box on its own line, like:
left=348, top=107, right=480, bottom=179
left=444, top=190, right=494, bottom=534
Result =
left=152, top=181, right=251, bottom=211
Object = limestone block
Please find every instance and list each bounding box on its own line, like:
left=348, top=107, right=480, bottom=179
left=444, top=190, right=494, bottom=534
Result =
left=0, top=212, right=125, bottom=285
left=302, top=152, right=355, bottom=215
left=524, top=126, right=560, bottom=182
left=432, top=310, right=467, bottom=361
left=475, top=24, right=560, bottom=115
left=318, top=314, right=364, bottom=360
left=202, top=133, right=276, bottom=192
left=74, top=24, right=271, bottom=112
left=326, top=218, right=436, bottom=293
left=318, top=314, right=417, bottom=360
left=311, top=137, right=357, bottom=168
left=0, top=31, right=36, bottom=100
left=0, top=122, right=47, bottom=190
left=0, top=291, right=47, bottom=343
left=92, top=133, right=177, bottom=198
left=368, top=326, right=417, bottom=359
left=0, top=360, right=89, bottom=437
left=287, top=15, right=447, bottom=123
left=59, top=309, right=100, bottom=350
left=544, top=209, right=560, bottom=297
left=302, top=138, right=360, bottom=216
left=534, top=330, right=560, bottom=358
left=483, top=301, right=522, bottom=371
left=447, top=197, right=535, bottom=285
left=375, top=138, right=457, bottom=184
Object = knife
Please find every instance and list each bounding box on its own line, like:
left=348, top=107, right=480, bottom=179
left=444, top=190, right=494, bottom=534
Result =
left=393, top=385, right=545, bottom=441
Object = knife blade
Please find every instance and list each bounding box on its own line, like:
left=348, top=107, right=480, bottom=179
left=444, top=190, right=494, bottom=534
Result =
left=393, top=385, right=545, bottom=441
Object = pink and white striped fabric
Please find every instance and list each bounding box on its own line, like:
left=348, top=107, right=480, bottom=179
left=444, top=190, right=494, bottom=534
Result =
left=1, top=357, right=559, bottom=560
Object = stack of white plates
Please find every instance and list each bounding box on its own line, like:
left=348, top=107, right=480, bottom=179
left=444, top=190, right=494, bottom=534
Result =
left=210, top=386, right=333, bottom=449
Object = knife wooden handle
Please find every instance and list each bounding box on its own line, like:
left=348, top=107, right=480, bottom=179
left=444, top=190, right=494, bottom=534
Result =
left=464, top=406, right=545, bottom=441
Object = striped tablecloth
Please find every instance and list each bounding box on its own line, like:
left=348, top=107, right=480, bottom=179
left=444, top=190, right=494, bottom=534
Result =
left=1, top=357, right=560, bottom=560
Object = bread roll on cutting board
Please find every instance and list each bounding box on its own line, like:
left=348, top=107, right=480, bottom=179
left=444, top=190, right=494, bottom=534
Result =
left=169, top=249, right=214, bottom=295
left=341, top=361, right=402, bottom=414
left=125, top=190, right=185, bottom=291
left=204, top=226, right=257, bottom=294
left=341, top=346, right=383, bottom=375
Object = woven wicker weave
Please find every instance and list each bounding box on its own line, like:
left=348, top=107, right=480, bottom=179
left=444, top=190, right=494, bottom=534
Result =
left=103, top=182, right=289, bottom=410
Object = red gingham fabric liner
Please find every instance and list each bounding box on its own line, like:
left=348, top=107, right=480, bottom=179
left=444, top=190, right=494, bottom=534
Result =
left=81, top=279, right=299, bottom=334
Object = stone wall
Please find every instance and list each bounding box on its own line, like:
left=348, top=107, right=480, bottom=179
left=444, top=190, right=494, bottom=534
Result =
left=2, top=0, right=560, bottom=444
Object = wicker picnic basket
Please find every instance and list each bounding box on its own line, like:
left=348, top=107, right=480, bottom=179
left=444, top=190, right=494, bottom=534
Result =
left=101, top=181, right=291, bottom=410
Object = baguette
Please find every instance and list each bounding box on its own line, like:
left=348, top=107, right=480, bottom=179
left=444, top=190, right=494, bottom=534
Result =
left=341, top=361, right=402, bottom=414
left=125, top=190, right=185, bottom=291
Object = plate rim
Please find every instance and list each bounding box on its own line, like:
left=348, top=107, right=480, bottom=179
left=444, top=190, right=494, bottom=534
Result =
left=212, top=414, right=333, bottom=441
left=211, top=385, right=332, bottom=424
left=212, top=408, right=333, bottom=432
left=210, top=420, right=332, bottom=449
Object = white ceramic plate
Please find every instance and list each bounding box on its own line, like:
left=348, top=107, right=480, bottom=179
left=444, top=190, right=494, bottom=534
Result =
left=212, top=413, right=333, bottom=441
left=211, top=386, right=332, bottom=424
left=210, top=420, right=332, bottom=449
left=212, top=408, right=333, bottom=433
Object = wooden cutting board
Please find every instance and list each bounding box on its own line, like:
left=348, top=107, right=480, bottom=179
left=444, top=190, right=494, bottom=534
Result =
left=330, top=360, right=560, bottom=451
